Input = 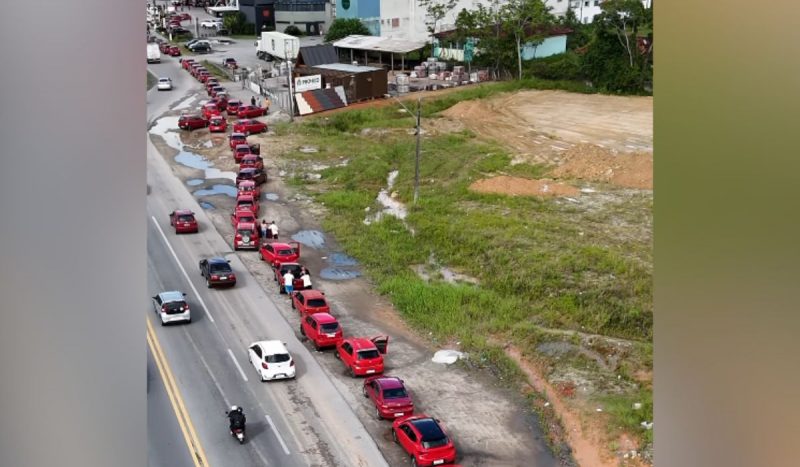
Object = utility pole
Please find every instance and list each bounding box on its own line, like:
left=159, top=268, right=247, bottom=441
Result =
left=413, top=97, right=421, bottom=205
left=285, top=38, right=295, bottom=121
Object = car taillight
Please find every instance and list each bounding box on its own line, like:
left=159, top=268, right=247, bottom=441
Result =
left=161, top=306, right=167, bottom=313
left=211, top=275, right=219, bottom=280
left=235, top=234, right=242, bottom=240
left=229, top=273, right=236, bottom=279
left=290, top=360, right=295, bottom=367
left=262, top=362, right=269, bottom=369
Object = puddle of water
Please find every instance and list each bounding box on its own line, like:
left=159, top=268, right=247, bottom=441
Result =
left=365, top=170, right=408, bottom=224
left=328, top=253, right=358, bottom=266
left=320, top=268, right=362, bottom=281
left=199, top=201, right=215, bottom=209
left=193, top=184, right=238, bottom=197
left=149, top=116, right=182, bottom=151
left=186, top=179, right=204, bottom=186
left=174, top=152, right=237, bottom=182
left=264, top=193, right=279, bottom=201
left=202, top=140, right=214, bottom=148
left=291, top=230, right=326, bottom=249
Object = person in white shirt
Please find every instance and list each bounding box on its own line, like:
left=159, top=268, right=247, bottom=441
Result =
left=300, top=268, right=312, bottom=290
left=268, top=220, right=279, bottom=239
left=283, top=270, right=295, bottom=294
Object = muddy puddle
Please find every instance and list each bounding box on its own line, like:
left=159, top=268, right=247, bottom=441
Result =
left=193, top=184, right=238, bottom=197
left=291, top=230, right=326, bottom=249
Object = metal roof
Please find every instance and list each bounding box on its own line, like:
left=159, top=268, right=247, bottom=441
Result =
left=313, top=62, right=383, bottom=73
left=297, top=44, right=339, bottom=67
left=332, top=35, right=427, bottom=54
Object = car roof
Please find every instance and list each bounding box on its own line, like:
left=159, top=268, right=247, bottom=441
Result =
left=409, top=417, right=446, bottom=441
left=349, top=337, right=377, bottom=350
left=158, top=291, right=185, bottom=302
left=270, top=242, right=292, bottom=249
left=310, top=312, right=336, bottom=323
left=374, top=376, right=404, bottom=389
left=252, top=340, right=289, bottom=355
left=207, top=257, right=229, bottom=265
left=173, top=209, right=193, bottom=215
left=298, top=289, right=325, bottom=300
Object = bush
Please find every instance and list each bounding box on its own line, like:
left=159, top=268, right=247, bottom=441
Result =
left=222, top=11, right=255, bottom=35
left=284, top=25, right=303, bottom=37
left=324, top=18, right=371, bottom=42
left=526, top=52, right=584, bottom=81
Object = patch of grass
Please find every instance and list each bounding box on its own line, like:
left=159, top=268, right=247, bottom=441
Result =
left=147, top=71, right=158, bottom=90
left=597, top=389, right=654, bottom=445
left=201, top=60, right=230, bottom=81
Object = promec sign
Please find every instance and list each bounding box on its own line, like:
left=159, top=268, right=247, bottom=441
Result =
left=294, top=75, right=322, bottom=93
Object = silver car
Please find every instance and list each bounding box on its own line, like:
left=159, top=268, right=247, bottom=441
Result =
left=157, top=77, right=173, bottom=91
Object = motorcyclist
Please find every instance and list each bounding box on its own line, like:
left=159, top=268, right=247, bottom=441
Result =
left=227, top=405, right=246, bottom=435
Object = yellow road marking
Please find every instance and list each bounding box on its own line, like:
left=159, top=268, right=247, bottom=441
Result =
left=147, top=317, right=211, bottom=467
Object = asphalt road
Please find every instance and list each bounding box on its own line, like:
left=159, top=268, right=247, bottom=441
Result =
left=147, top=56, right=389, bottom=467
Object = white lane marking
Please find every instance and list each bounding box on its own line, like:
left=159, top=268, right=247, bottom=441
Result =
left=227, top=348, right=249, bottom=382
left=266, top=415, right=291, bottom=455
left=150, top=216, right=215, bottom=323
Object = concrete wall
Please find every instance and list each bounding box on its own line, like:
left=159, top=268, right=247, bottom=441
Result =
left=336, top=0, right=381, bottom=35
left=545, top=0, right=651, bottom=24
left=521, top=34, right=567, bottom=59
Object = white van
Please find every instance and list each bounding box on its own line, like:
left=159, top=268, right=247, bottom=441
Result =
left=147, top=43, right=161, bottom=64
left=248, top=340, right=296, bottom=381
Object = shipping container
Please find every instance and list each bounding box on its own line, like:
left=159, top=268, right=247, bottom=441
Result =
left=294, top=63, right=387, bottom=103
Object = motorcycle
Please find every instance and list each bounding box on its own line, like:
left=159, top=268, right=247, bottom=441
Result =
left=231, top=427, right=245, bottom=444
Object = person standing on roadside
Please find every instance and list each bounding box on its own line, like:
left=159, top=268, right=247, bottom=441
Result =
left=283, top=270, right=295, bottom=295
left=250, top=96, right=256, bottom=106
left=268, top=220, right=278, bottom=239
left=300, top=268, right=312, bottom=290
left=260, top=220, right=268, bottom=239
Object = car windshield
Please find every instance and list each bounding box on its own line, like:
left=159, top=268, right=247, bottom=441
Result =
left=238, top=229, right=253, bottom=236
left=209, top=263, right=232, bottom=274
left=278, top=249, right=293, bottom=256
left=383, top=387, right=408, bottom=399
left=320, top=323, right=339, bottom=333
left=421, top=436, right=449, bottom=449
left=159, top=78, right=170, bottom=82
left=357, top=349, right=380, bottom=360
left=307, top=299, right=327, bottom=308
left=177, top=215, right=193, bottom=222
left=238, top=202, right=253, bottom=208
left=266, top=353, right=290, bottom=363
left=240, top=216, right=255, bottom=223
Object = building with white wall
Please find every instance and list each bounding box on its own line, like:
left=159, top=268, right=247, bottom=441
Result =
left=545, top=0, right=652, bottom=25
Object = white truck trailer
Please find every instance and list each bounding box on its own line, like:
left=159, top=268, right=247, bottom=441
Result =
left=255, top=31, right=300, bottom=61
left=147, top=43, right=161, bottom=64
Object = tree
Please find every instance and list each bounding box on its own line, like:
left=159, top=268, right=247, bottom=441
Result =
left=419, top=0, right=457, bottom=45
left=284, top=25, right=303, bottom=37
left=593, top=0, right=648, bottom=68
left=501, top=0, right=553, bottom=80
left=324, top=18, right=371, bottom=42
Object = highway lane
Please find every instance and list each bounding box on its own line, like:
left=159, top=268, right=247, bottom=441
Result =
left=147, top=51, right=389, bottom=467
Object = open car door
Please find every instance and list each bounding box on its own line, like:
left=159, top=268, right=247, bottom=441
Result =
left=371, top=335, right=389, bottom=354
left=289, top=241, right=301, bottom=257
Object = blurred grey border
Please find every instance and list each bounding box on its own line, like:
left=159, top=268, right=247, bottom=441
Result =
left=0, top=1, right=145, bottom=467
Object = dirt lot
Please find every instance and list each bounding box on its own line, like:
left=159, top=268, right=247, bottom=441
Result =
left=150, top=96, right=561, bottom=467
left=441, top=90, right=653, bottom=189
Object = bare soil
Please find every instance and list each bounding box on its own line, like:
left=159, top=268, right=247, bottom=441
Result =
left=549, top=145, right=653, bottom=190
left=440, top=90, right=652, bottom=189
left=469, top=175, right=580, bottom=197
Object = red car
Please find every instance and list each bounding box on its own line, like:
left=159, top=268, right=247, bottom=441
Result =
left=235, top=193, right=259, bottom=216
left=392, top=415, right=457, bottom=466
left=230, top=208, right=256, bottom=228
left=229, top=132, right=247, bottom=149
left=233, top=221, right=260, bottom=251
left=178, top=114, right=208, bottom=130
left=159, top=43, right=171, bottom=53
left=169, top=209, right=198, bottom=234
left=236, top=167, right=267, bottom=185
left=240, top=154, right=264, bottom=171
left=178, top=13, right=192, bottom=21
left=182, top=58, right=195, bottom=70
left=223, top=57, right=238, bottom=69
left=300, top=313, right=342, bottom=351
left=259, top=241, right=300, bottom=267
left=198, top=72, right=212, bottom=83
left=208, top=115, right=227, bottom=132
left=226, top=100, right=243, bottom=115
left=291, top=289, right=331, bottom=315
left=210, top=86, right=226, bottom=98
left=199, top=257, right=236, bottom=288
left=202, top=103, right=221, bottom=120
left=237, top=179, right=260, bottom=199
left=167, top=46, right=182, bottom=56
left=205, top=78, right=220, bottom=92
left=363, top=376, right=414, bottom=420
left=335, top=336, right=389, bottom=377
left=237, top=105, right=266, bottom=118
left=272, top=262, right=305, bottom=294
left=233, top=119, right=267, bottom=135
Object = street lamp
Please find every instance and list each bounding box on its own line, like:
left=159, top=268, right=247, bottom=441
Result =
left=385, top=94, right=422, bottom=205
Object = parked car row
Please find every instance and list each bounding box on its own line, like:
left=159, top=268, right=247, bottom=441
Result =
left=156, top=52, right=459, bottom=465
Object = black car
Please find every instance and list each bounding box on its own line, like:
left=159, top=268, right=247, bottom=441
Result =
left=199, top=257, right=236, bottom=288
left=236, top=167, right=267, bottom=185
left=190, top=43, right=211, bottom=54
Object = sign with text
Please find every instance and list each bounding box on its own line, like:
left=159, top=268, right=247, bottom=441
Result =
left=294, top=75, right=322, bottom=93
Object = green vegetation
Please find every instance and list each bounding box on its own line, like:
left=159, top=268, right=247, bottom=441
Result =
left=147, top=71, right=158, bottom=90
left=279, top=81, right=652, bottom=447
left=284, top=25, right=303, bottom=37
left=324, top=18, right=371, bottom=42
left=598, top=388, right=654, bottom=445
left=222, top=11, right=255, bottom=35
left=201, top=60, right=229, bottom=81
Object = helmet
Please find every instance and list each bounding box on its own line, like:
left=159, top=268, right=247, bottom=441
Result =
left=237, top=407, right=244, bottom=413
left=230, top=405, right=238, bottom=412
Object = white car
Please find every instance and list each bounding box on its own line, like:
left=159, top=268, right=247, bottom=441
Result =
left=151, top=291, right=191, bottom=325
left=248, top=340, right=296, bottom=381
left=156, top=77, right=173, bottom=91
left=200, top=19, right=223, bottom=28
